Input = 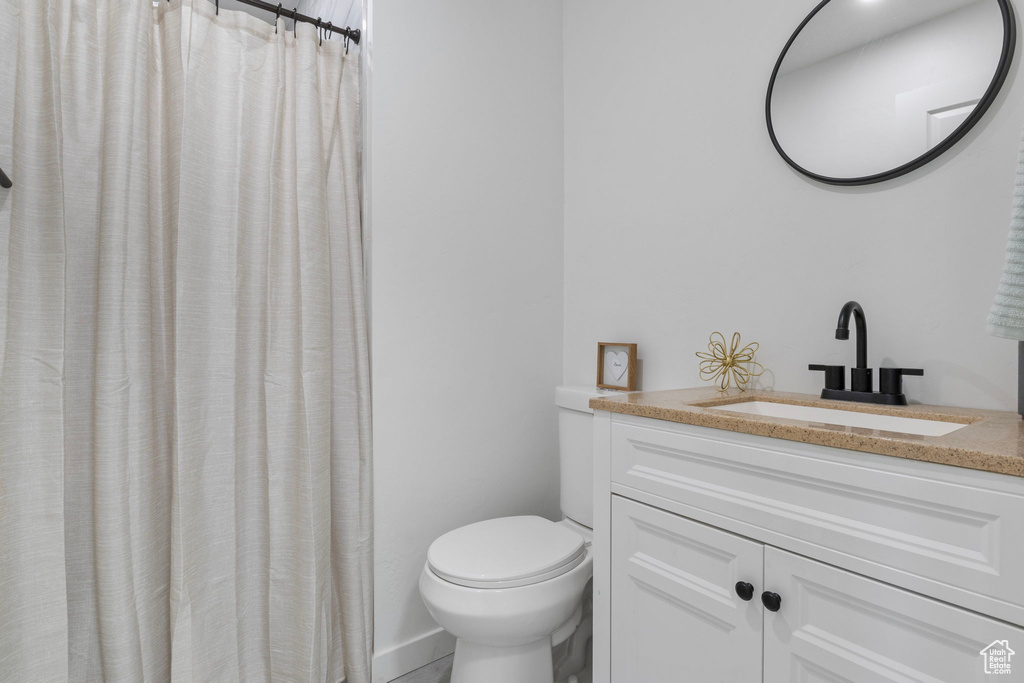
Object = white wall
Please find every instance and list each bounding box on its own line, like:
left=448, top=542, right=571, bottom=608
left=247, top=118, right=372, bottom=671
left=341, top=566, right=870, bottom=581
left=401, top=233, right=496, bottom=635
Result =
left=369, top=0, right=564, bottom=679
left=563, top=0, right=1021, bottom=411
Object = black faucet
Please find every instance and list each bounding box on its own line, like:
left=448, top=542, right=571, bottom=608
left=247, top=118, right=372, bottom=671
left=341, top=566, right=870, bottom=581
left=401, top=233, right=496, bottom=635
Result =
left=836, top=301, right=871, bottom=393
left=809, top=301, right=924, bottom=406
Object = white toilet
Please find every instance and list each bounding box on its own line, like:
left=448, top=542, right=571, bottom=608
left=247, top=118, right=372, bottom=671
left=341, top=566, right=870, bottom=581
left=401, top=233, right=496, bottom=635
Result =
left=419, top=386, right=602, bottom=683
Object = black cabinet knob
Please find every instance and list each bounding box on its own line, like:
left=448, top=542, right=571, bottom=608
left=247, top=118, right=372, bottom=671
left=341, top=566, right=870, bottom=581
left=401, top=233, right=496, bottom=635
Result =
left=761, top=591, right=782, bottom=612
left=735, top=581, right=754, bottom=601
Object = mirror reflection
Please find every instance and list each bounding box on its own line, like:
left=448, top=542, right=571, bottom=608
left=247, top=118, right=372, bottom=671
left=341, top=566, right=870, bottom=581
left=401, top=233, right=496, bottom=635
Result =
left=768, top=0, right=1013, bottom=184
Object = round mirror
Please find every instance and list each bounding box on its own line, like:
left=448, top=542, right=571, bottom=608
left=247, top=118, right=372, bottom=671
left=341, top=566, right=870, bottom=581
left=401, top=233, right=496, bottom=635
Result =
left=766, top=0, right=1016, bottom=185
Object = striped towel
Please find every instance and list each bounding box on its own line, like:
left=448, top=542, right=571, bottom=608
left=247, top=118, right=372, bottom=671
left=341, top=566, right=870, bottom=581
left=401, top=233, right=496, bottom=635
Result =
left=988, top=127, right=1024, bottom=341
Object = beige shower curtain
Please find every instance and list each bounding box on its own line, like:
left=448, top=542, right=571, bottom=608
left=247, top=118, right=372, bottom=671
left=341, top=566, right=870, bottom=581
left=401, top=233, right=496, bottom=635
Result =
left=0, top=1, right=372, bottom=681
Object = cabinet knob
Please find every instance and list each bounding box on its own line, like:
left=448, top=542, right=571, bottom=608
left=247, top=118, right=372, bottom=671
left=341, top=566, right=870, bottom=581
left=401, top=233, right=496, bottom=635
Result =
left=735, top=581, right=754, bottom=601
left=761, top=591, right=782, bottom=612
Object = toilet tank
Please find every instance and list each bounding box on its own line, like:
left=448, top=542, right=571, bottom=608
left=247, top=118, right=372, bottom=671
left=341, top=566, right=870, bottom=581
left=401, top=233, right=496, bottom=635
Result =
left=555, top=386, right=605, bottom=530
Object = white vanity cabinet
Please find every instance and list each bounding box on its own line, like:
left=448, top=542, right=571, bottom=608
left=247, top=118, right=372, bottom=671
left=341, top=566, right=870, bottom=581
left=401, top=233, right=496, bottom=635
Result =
left=611, top=496, right=764, bottom=682
left=592, top=411, right=1024, bottom=683
left=612, top=495, right=1023, bottom=682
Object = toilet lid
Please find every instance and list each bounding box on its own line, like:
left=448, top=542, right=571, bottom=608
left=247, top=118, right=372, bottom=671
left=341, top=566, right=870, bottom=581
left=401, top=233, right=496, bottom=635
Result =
left=427, top=516, right=587, bottom=589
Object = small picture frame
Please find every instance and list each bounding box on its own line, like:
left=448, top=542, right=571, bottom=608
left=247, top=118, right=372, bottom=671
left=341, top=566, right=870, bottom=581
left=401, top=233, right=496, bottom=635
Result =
left=597, top=342, right=638, bottom=391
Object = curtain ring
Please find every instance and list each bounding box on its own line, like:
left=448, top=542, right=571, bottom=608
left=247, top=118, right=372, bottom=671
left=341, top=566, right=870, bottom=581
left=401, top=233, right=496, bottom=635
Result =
left=215, top=0, right=219, bottom=15
left=325, top=21, right=332, bottom=40
left=316, top=17, right=322, bottom=45
left=275, top=3, right=282, bottom=33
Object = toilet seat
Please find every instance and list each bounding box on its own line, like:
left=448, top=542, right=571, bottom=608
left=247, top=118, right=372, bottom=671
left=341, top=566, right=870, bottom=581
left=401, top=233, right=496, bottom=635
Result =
left=427, top=516, right=586, bottom=589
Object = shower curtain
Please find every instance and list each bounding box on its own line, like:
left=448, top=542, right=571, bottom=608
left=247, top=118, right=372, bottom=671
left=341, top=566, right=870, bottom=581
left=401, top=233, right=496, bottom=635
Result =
left=0, top=1, right=372, bottom=681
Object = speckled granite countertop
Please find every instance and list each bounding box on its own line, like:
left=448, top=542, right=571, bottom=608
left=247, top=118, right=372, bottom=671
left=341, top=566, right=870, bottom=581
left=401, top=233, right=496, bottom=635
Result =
left=590, top=387, right=1024, bottom=478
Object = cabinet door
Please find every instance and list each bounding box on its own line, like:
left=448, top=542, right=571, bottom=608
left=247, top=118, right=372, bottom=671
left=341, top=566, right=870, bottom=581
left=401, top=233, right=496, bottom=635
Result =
left=763, top=546, right=1024, bottom=682
left=611, top=496, right=764, bottom=682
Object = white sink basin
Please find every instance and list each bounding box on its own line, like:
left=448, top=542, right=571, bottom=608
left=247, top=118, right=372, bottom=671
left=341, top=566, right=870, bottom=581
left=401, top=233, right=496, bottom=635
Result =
left=705, top=401, right=967, bottom=437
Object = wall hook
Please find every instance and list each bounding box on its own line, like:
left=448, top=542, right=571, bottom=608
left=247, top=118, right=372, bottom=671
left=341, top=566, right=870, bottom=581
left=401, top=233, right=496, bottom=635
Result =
left=0, top=166, right=10, bottom=189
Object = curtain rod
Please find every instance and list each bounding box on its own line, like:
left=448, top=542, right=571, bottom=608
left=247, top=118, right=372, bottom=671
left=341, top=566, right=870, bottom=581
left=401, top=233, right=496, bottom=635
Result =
left=212, top=0, right=361, bottom=44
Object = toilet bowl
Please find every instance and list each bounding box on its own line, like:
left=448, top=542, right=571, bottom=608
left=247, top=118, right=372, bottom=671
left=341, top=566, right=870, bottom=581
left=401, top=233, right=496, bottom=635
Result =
left=418, top=386, right=605, bottom=683
left=419, top=516, right=594, bottom=683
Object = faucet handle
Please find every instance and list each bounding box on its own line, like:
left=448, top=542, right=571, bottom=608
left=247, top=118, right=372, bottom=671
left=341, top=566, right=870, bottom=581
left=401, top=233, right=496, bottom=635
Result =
left=879, top=367, right=924, bottom=396
left=809, top=364, right=846, bottom=391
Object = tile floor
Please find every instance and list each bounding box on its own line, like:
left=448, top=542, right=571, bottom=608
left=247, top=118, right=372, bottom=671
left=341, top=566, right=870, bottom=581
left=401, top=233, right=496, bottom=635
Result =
left=388, top=654, right=454, bottom=683
left=386, top=653, right=592, bottom=683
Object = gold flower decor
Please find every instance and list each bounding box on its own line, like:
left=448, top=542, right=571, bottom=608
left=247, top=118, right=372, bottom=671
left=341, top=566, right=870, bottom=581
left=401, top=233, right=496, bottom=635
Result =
left=696, top=332, right=764, bottom=392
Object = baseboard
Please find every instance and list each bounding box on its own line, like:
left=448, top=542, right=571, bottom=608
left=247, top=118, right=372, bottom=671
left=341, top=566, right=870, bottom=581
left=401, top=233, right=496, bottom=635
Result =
left=372, top=627, right=456, bottom=683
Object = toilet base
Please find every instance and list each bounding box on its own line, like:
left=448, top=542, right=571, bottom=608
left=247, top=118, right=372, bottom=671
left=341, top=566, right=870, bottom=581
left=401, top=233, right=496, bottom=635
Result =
left=451, top=636, right=554, bottom=683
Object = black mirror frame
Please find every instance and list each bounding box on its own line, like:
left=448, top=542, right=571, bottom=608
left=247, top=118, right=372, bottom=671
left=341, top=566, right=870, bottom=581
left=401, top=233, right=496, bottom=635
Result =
left=765, top=0, right=1017, bottom=186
